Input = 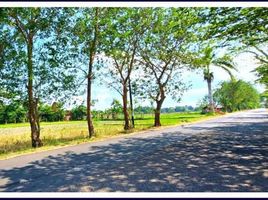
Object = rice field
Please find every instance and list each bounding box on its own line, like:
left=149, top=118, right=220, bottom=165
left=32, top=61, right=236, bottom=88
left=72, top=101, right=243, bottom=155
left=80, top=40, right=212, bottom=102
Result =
left=0, top=112, right=217, bottom=159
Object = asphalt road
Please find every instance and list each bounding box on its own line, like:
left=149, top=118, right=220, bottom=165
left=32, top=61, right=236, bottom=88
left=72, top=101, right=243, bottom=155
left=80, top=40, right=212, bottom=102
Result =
left=0, top=109, right=267, bottom=192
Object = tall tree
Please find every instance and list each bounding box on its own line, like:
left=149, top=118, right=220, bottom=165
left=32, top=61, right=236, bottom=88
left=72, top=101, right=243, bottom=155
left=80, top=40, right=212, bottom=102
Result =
left=137, top=8, right=196, bottom=126
left=103, top=8, right=145, bottom=130
left=192, top=44, right=237, bottom=112
left=69, top=8, right=106, bottom=137
left=0, top=8, right=76, bottom=147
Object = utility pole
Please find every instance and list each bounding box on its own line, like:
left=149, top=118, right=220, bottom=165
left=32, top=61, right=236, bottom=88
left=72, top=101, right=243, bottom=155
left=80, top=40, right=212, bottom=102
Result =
left=129, top=79, right=135, bottom=128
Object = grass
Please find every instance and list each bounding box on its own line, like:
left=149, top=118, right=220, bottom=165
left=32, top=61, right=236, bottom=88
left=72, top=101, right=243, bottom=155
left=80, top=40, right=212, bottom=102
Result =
left=0, top=112, right=220, bottom=159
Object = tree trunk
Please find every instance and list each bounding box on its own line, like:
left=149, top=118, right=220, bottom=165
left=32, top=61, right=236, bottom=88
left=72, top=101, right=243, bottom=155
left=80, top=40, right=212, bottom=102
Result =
left=207, top=78, right=214, bottom=112
left=122, top=83, right=130, bottom=130
left=87, top=55, right=94, bottom=138
left=27, top=38, right=42, bottom=148
left=128, top=79, right=134, bottom=128
left=86, top=8, right=99, bottom=138
left=154, top=100, right=163, bottom=127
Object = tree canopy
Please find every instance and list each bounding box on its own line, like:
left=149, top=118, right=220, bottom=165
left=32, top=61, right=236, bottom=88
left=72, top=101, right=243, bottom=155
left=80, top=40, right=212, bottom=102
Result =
left=214, top=80, right=260, bottom=112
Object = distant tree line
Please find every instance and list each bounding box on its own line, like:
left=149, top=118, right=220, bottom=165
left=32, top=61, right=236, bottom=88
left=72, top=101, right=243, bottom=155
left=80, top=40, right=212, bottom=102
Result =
left=0, top=80, right=262, bottom=124
left=0, top=100, right=26, bottom=124
left=0, top=98, right=200, bottom=124
left=0, top=101, right=65, bottom=124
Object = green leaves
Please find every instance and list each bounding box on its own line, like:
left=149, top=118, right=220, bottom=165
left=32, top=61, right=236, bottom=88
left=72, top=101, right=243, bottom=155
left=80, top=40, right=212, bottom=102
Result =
left=0, top=8, right=79, bottom=103
left=192, top=42, right=236, bottom=81
left=134, top=8, right=198, bottom=107
left=202, top=7, right=268, bottom=89
left=214, top=80, right=260, bottom=112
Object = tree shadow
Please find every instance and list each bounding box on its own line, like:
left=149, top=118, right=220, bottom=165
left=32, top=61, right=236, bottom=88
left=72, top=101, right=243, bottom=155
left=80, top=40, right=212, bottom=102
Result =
left=0, top=112, right=267, bottom=192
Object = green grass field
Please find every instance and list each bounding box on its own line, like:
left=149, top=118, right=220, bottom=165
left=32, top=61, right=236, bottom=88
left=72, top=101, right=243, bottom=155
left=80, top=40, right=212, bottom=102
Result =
left=0, top=112, right=219, bottom=159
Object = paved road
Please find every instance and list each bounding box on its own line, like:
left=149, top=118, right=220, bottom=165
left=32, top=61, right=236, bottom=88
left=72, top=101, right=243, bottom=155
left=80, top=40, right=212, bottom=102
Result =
left=0, top=109, right=267, bottom=192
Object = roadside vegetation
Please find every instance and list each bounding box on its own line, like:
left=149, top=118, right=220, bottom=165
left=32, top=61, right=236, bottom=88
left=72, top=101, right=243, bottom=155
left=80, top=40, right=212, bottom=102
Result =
left=0, top=7, right=267, bottom=156
left=214, top=80, right=260, bottom=112
left=0, top=112, right=216, bottom=159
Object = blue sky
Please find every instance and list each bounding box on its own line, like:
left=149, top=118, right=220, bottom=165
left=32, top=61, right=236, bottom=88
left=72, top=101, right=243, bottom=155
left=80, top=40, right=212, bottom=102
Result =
left=70, top=52, right=265, bottom=111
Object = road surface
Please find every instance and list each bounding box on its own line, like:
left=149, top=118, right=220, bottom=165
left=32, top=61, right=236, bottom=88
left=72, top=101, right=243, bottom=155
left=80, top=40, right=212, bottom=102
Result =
left=0, top=109, right=267, bottom=192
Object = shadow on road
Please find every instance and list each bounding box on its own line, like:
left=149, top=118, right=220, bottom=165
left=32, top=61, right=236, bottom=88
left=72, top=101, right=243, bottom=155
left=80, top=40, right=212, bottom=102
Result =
left=0, top=113, right=267, bottom=192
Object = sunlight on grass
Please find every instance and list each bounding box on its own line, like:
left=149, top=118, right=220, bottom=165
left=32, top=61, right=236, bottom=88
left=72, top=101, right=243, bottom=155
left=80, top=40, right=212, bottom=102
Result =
left=0, top=112, right=218, bottom=159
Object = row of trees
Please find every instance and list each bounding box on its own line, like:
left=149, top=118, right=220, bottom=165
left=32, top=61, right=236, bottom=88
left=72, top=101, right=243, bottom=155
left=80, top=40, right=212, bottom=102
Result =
left=70, top=102, right=198, bottom=121
left=0, top=101, right=26, bottom=124
left=0, top=7, right=267, bottom=147
left=0, top=87, right=261, bottom=124
left=0, top=101, right=65, bottom=124
left=0, top=99, right=198, bottom=123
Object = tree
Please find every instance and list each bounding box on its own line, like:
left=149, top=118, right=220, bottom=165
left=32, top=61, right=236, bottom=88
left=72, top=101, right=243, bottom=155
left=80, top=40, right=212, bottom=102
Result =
left=192, top=44, right=237, bottom=112
left=214, top=80, right=260, bottom=112
left=0, top=8, right=76, bottom=147
left=0, top=90, right=23, bottom=124
left=260, top=90, right=268, bottom=108
left=110, top=99, right=122, bottom=120
left=253, top=59, right=268, bottom=97
left=134, top=106, right=154, bottom=114
left=136, top=8, right=196, bottom=126
left=0, top=101, right=27, bottom=124
left=39, top=102, right=65, bottom=122
left=70, top=105, right=87, bottom=120
left=102, top=8, right=146, bottom=130
left=69, top=8, right=107, bottom=137
left=203, top=8, right=268, bottom=93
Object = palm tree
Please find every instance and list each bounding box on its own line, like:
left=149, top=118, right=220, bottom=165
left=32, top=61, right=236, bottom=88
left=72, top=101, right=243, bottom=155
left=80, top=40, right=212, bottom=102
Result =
left=195, top=46, right=237, bottom=112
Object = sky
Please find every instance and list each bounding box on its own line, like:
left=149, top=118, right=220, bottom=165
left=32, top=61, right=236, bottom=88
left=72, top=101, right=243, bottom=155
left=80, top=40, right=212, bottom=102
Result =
left=69, top=52, right=265, bottom=111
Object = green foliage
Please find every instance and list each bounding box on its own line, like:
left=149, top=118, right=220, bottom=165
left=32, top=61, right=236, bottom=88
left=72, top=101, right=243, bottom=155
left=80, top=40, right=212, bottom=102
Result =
left=203, top=8, right=268, bottom=90
left=260, top=89, right=268, bottom=108
left=162, top=106, right=195, bottom=113
left=92, top=99, right=123, bottom=120
left=0, top=7, right=78, bottom=105
left=70, top=105, right=87, bottom=120
left=191, top=42, right=237, bottom=112
left=214, top=80, right=260, bottom=112
left=0, top=100, right=66, bottom=124
left=0, top=7, right=266, bottom=148
left=0, top=101, right=27, bottom=124
left=204, top=8, right=268, bottom=46
left=39, top=102, right=65, bottom=122
left=101, top=8, right=146, bottom=94
left=254, top=63, right=268, bottom=89
left=62, top=8, right=108, bottom=86
left=135, top=8, right=198, bottom=105
left=134, top=106, right=154, bottom=114
left=0, top=90, right=27, bottom=124
left=110, top=99, right=122, bottom=119
left=192, top=44, right=236, bottom=80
